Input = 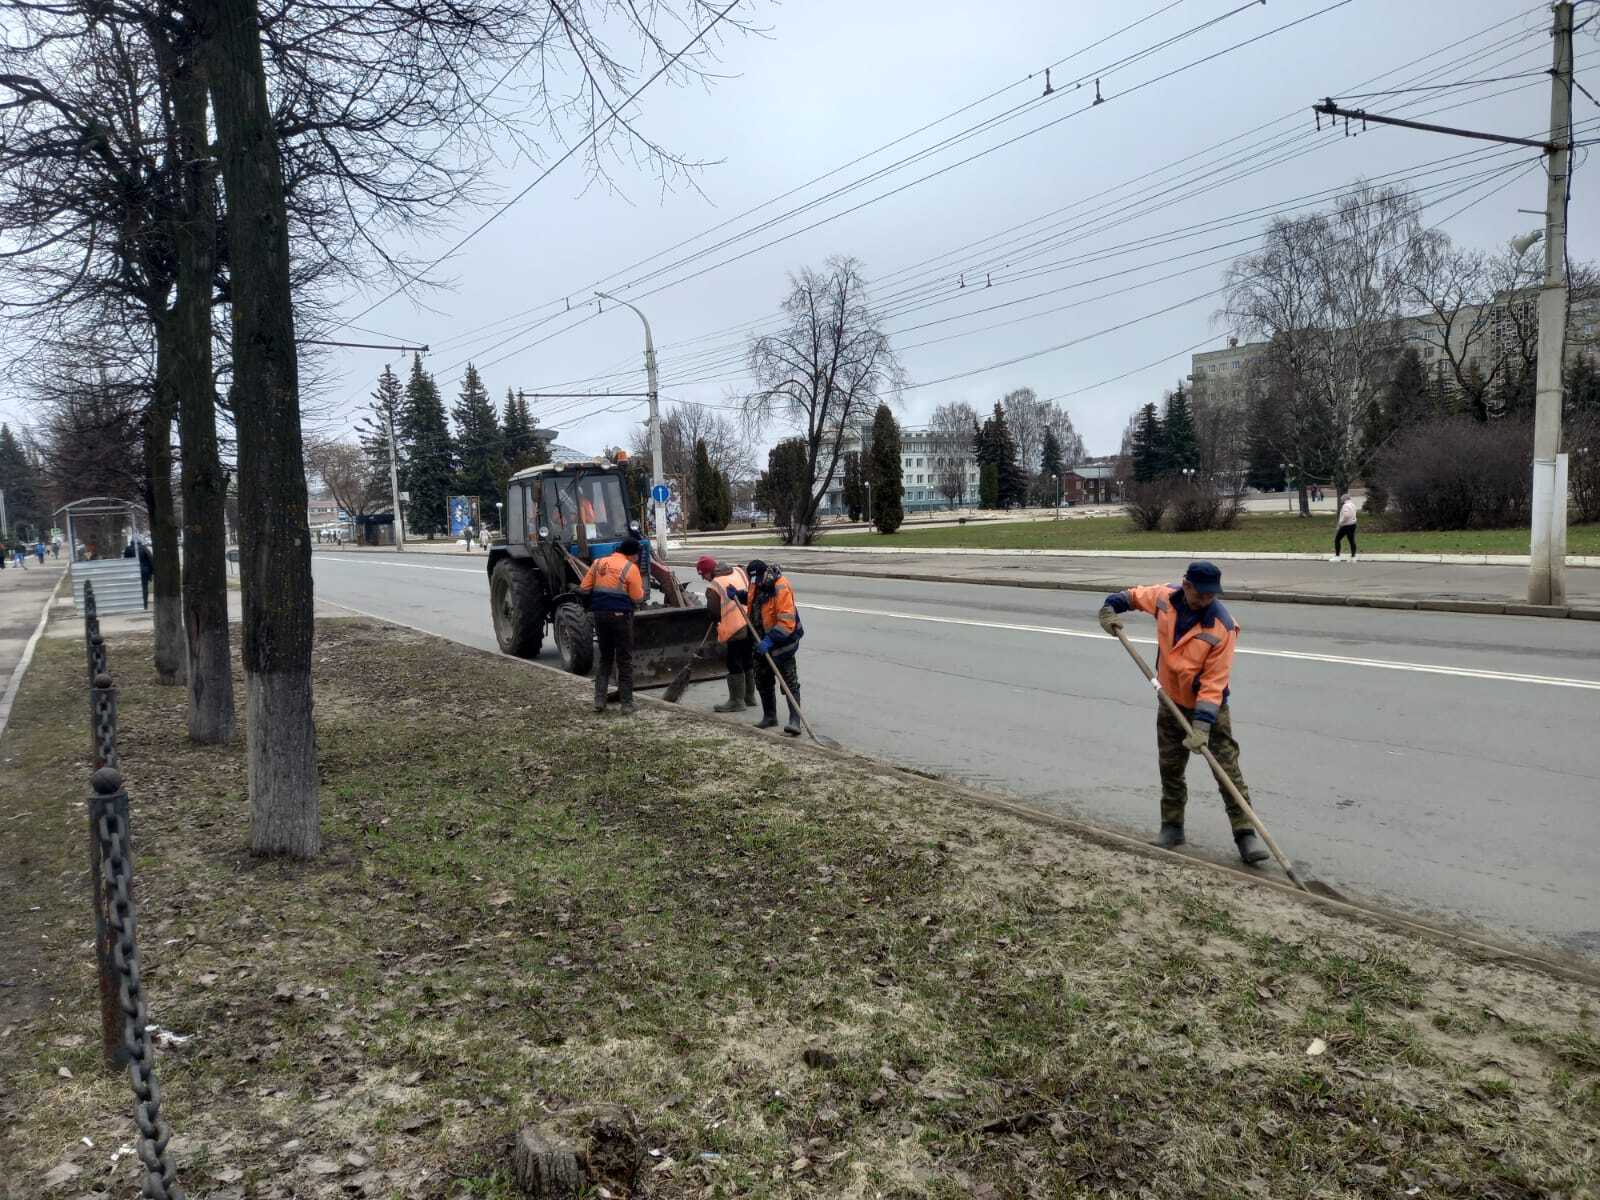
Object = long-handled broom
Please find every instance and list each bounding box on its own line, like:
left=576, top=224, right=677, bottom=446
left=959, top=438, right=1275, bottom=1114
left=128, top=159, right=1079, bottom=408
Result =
left=1110, top=626, right=1317, bottom=894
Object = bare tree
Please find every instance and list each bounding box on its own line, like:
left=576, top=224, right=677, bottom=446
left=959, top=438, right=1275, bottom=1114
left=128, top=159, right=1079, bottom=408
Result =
left=743, top=257, right=904, bottom=544
left=1045, top=405, right=1086, bottom=467
left=929, top=400, right=977, bottom=508
left=631, top=401, right=751, bottom=520
left=1226, top=181, right=1422, bottom=497
left=304, top=436, right=373, bottom=520
left=1403, top=233, right=1503, bottom=419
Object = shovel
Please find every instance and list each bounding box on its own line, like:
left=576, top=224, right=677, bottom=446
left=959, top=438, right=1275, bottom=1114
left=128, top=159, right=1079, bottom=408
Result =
left=1110, top=626, right=1316, bottom=895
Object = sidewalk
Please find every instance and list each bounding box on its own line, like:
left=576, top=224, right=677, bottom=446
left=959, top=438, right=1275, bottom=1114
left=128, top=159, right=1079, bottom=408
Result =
left=770, top=546, right=1600, bottom=619
left=0, top=561, right=67, bottom=734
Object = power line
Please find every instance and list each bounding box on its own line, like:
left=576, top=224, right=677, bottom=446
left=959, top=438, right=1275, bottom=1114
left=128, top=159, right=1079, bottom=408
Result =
left=334, top=0, right=746, bottom=331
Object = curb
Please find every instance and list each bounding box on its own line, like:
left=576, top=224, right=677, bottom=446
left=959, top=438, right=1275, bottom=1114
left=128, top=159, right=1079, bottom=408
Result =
left=315, top=598, right=1600, bottom=990
left=787, top=565, right=1600, bottom=621
left=746, top=543, right=1600, bottom=569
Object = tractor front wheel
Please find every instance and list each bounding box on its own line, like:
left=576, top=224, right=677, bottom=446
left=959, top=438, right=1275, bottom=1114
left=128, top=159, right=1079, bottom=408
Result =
left=490, top=561, right=545, bottom=659
left=554, top=602, right=595, bottom=675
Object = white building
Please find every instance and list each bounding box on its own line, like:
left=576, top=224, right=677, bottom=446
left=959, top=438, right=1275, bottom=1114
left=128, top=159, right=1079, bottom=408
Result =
left=818, top=426, right=982, bottom=514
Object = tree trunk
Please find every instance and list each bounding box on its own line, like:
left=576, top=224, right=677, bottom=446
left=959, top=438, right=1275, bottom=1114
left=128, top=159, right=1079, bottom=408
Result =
left=141, top=391, right=188, bottom=685
left=1297, top=480, right=1311, bottom=518
left=202, top=0, right=318, bottom=857
left=170, top=47, right=235, bottom=745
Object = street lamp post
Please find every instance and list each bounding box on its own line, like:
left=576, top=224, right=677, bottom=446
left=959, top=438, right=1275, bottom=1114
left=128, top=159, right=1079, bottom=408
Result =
left=495, top=501, right=503, bottom=535
left=594, top=292, right=667, bottom=560
left=865, top=481, right=873, bottom=526
left=1053, top=473, right=1060, bottom=519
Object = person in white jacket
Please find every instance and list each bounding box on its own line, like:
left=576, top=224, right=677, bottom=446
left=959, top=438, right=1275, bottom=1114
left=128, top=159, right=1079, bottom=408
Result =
left=1332, top=494, right=1358, bottom=561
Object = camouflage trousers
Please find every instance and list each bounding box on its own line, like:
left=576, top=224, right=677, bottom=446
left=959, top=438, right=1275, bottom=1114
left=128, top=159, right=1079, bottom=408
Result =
left=1156, top=702, right=1253, bottom=834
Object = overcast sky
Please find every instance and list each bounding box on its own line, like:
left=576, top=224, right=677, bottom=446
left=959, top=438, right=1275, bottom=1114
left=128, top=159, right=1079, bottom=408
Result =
left=10, top=0, right=1593, bottom=462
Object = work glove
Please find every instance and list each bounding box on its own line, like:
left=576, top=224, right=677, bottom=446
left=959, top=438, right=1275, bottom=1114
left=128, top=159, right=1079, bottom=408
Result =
left=756, top=635, right=775, bottom=656
left=1097, top=604, right=1124, bottom=635
left=1183, top=722, right=1212, bottom=753
left=725, top=585, right=747, bottom=603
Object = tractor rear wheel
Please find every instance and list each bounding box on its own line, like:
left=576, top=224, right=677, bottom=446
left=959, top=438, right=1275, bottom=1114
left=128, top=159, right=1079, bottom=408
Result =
left=491, top=561, right=545, bottom=658
left=554, top=602, right=595, bottom=675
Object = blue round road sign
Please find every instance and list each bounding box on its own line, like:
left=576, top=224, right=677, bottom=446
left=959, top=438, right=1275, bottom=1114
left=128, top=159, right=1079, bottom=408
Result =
left=650, top=484, right=671, bottom=504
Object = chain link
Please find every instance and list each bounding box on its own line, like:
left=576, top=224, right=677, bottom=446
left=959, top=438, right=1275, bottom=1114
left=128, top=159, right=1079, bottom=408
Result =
left=93, top=774, right=184, bottom=1200
left=91, top=676, right=119, bottom=770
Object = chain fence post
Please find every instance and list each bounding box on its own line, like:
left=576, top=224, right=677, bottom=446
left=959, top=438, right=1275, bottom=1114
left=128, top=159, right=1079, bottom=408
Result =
left=92, top=766, right=185, bottom=1199
left=90, top=671, right=119, bottom=771
left=89, top=765, right=128, bottom=1069
left=84, top=580, right=105, bottom=684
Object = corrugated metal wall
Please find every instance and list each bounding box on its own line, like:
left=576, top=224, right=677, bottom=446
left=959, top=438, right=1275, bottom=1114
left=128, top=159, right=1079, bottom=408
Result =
left=71, top=559, right=145, bottom=615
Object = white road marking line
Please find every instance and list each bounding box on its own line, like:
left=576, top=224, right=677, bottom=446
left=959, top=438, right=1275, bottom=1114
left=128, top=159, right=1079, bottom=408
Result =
left=316, top=557, right=1600, bottom=691
left=803, top=602, right=1600, bottom=692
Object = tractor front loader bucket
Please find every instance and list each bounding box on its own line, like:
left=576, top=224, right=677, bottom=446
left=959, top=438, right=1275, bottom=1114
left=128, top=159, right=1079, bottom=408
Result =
left=629, top=604, right=725, bottom=690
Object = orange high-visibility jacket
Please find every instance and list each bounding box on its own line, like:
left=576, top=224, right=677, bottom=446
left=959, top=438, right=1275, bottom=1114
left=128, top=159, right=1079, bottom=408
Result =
left=751, top=572, right=801, bottom=655
left=710, top=565, right=752, bottom=644
left=579, top=551, right=645, bottom=614
left=1114, top=583, right=1238, bottom=724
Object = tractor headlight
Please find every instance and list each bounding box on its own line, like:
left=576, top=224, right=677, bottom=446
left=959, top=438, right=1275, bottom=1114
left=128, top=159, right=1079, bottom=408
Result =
left=538, top=526, right=550, bottom=540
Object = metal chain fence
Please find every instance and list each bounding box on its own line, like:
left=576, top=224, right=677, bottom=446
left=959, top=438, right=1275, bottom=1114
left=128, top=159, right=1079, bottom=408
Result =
left=80, top=585, right=185, bottom=1199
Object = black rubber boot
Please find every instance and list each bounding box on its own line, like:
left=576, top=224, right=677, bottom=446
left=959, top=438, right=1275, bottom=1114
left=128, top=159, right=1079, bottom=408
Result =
left=592, top=674, right=607, bottom=713
left=782, top=697, right=803, bottom=737
left=755, top=707, right=778, bottom=729
left=714, top=675, right=744, bottom=713
left=1154, top=822, right=1185, bottom=849
left=1235, top=830, right=1269, bottom=865
left=743, top=670, right=757, bottom=709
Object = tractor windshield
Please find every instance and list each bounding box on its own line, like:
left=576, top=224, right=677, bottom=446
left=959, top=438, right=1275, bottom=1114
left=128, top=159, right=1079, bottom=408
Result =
left=543, top=472, right=631, bottom=545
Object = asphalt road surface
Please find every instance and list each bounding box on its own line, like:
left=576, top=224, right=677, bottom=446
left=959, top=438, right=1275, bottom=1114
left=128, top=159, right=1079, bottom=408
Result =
left=312, top=552, right=1600, bottom=961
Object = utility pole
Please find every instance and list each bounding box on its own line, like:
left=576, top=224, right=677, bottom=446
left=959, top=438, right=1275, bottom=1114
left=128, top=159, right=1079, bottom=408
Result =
left=385, top=404, right=407, bottom=552
left=595, top=292, right=667, bottom=560
left=0, top=488, right=7, bottom=541
left=1313, top=2, right=1574, bottom=602
left=1529, top=0, right=1574, bottom=606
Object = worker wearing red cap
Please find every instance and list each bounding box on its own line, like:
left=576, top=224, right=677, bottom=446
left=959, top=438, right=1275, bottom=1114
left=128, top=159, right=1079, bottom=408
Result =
left=696, top=555, right=756, bottom=712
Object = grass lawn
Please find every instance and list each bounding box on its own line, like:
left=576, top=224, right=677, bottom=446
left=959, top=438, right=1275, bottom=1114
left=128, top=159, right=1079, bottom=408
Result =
left=3, top=622, right=1598, bottom=1198
left=744, top=513, right=1600, bottom=556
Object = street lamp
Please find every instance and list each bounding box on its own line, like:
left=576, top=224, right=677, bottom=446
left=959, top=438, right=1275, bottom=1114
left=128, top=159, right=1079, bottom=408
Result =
left=594, top=291, right=666, bottom=561
left=1053, top=473, right=1060, bottom=519
left=495, top=500, right=503, bottom=535
left=865, top=480, right=873, bottom=525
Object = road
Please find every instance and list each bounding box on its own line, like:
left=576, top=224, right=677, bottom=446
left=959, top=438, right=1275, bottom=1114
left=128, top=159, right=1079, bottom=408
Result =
left=312, top=551, right=1600, bottom=960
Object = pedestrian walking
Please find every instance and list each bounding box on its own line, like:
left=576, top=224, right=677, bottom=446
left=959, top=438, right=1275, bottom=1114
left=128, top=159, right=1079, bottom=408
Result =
left=137, top=540, right=154, bottom=609
left=34, top=540, right=45, bottom=564
left=1331, top=494, right=1358, bottom=562
left=1097, top=562, right=1268, bottom=865
left=462, top=523, right=475, bottom=551
left=13, top=544, right=27, bottom=569
left=579, top=535, right=646, bottom=714
left=696, top=555, right=756, bottom=713
left=746, top=559, right=805, bottom=736
left=51, top=538, right=60, bottom=558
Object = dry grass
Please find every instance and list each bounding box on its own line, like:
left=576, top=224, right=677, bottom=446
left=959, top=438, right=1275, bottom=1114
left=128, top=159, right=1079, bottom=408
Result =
left=1, top=619, right=1596, bottom=1200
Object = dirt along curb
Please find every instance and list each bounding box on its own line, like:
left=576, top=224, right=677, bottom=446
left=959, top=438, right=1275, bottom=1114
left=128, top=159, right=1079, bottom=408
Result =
left=320, top=595, right=1600, bottom=988
left=784, top=564, right=1600, bottom=621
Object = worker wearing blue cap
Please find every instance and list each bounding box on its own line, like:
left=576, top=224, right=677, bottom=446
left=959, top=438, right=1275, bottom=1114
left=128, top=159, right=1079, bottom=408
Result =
left=1098, top=561, right=1267, bottom=865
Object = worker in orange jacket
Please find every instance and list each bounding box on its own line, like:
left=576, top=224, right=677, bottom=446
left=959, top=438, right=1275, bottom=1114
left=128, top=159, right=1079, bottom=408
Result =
left=1098, top=561, right=1267, bottom=864
left=696, top=555, right=756, bottom=713
left=746, top=559, right=804, bottom=735
left=579, top=536, right=647, bottom=714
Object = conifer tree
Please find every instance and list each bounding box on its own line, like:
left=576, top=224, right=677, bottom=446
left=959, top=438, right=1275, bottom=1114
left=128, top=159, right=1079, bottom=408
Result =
left=867, top=403, right=905, bottom=533
left=399, top=353, right=454, bottom=537
left=451, top=364, right=502, bottom=520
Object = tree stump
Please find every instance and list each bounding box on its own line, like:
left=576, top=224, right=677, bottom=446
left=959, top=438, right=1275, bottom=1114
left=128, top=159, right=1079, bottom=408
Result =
left=512, top=1126, right=584, bottom=1197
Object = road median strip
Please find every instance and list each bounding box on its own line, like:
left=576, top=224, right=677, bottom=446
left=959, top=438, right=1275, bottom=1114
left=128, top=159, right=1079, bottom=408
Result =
left=5, top=618, right=1599, bottom=1196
